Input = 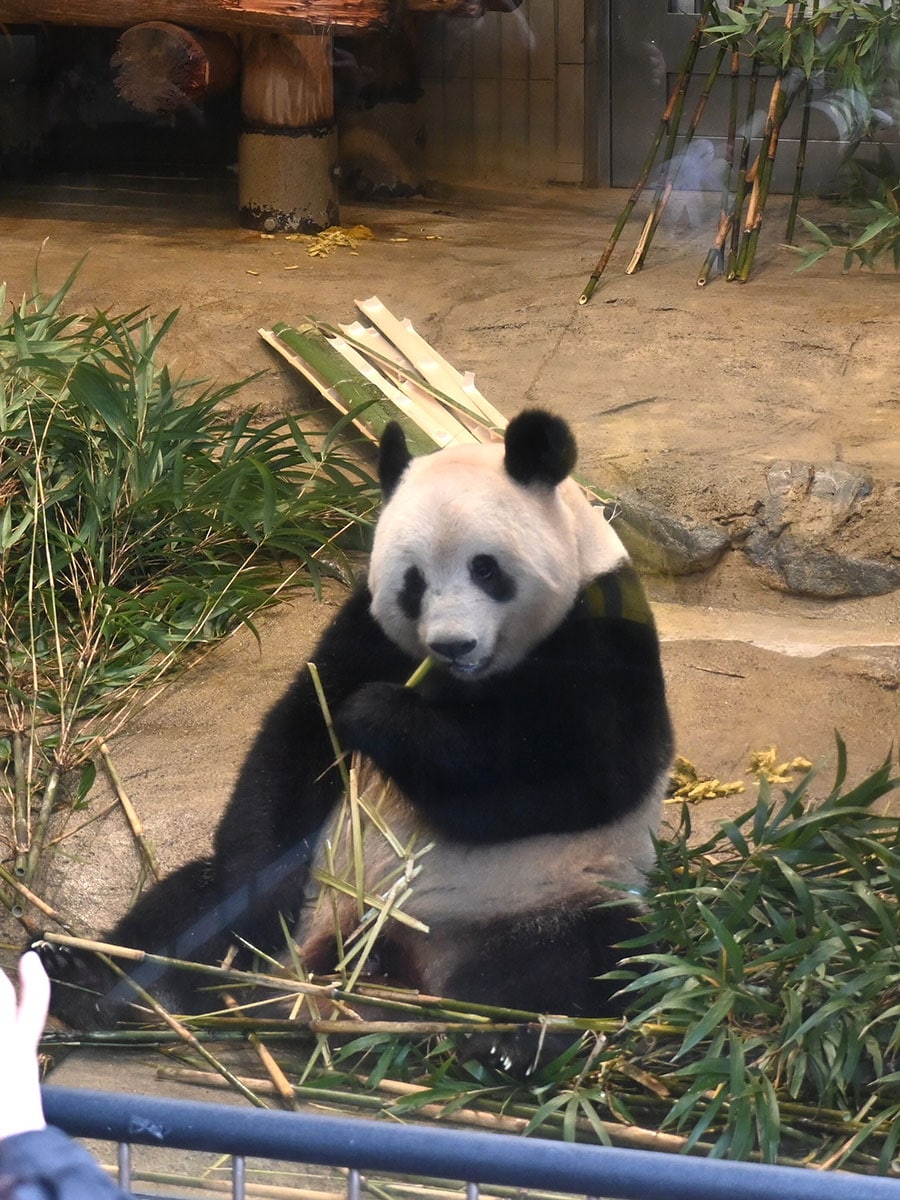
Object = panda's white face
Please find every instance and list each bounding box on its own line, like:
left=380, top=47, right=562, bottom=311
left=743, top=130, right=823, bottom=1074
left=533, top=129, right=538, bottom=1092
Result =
left=368, top=441, right=627, bottom=679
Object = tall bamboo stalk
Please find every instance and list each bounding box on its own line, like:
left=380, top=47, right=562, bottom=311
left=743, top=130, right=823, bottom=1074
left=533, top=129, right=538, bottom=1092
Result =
left=626, top=40, right=728, bottom=275
left=698, top=15, right=743, bottom=286
left=726, top=53, right=761, bottom=279
left=733, top=3, right=798, bottom=281
left=578, top=0, right=715, bottom=304
left=786, top=2, right=817, bottom=244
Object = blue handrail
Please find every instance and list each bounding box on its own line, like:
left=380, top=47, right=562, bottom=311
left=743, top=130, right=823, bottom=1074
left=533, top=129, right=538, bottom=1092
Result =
left=42, top=1086, right=900, bottom=1200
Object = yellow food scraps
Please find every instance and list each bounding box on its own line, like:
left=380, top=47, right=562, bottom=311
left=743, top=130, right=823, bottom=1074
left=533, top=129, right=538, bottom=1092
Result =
left=667, top=755, right=744, bottom=804
left=668, top=746, right=814, bottom=804
left=748, top=747, right=813, bottom=784
left=284, top=225, right=375, bottom=258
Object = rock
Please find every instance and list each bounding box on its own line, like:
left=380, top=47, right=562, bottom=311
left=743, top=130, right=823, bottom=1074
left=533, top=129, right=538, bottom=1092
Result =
left=745, top=461, right=900, bottom=598
left=613, top=492, right=730, bottom=575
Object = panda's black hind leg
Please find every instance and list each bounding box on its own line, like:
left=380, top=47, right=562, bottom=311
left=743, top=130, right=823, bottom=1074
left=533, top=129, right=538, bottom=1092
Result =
left=35, top=857, right=225, bottom=1029
left=442, top=903, right=647, bottom=1076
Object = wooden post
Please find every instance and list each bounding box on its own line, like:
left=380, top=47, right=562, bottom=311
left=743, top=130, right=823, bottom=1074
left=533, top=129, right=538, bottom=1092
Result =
left=112, top=23, right=239, bottom=115
left=239, top=29, right=338, bottom=232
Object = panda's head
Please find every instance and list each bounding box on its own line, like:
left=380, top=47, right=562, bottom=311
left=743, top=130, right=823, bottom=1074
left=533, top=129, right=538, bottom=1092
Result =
left=368, top=410, right=628, bottom=679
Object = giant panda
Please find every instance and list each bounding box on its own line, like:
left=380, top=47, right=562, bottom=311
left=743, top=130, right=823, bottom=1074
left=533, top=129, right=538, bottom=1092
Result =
left=37, top=409, right=673, bottom=1068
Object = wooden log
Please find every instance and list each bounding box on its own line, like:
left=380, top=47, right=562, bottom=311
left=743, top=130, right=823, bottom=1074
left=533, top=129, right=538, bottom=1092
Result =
left=0, top=0, right=391, bottom=35
left=112, top=23, right=239, bottom=115
left=239, top=30, right=338, bottom=233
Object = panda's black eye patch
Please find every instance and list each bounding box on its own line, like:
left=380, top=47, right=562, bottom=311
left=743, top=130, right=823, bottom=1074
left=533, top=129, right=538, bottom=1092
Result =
left=470, top=554, right=516, bottom=602
left=398, top=565, right=427, bottom=619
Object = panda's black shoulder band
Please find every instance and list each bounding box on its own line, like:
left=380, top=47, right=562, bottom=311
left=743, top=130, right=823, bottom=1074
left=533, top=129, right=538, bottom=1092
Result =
left=504, top=410, right=576, bottom=488
left=583, top=565, right=655, bottom=627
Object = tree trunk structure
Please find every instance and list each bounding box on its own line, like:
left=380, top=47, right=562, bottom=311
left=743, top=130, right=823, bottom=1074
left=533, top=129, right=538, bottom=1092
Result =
left=239, top=30, right=338, bottom=233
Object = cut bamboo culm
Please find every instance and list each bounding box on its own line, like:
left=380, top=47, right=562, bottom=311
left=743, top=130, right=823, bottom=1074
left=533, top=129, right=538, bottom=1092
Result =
left=626, top=37, right=728, bottom=275
left=698, top=9, right=743, bottom=286
left=579, top=0, right=715, bottom=303
left=733, top=3, right=798, bottom=282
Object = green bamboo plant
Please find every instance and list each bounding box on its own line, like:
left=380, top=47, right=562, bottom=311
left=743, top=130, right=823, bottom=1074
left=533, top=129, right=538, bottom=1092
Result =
left=0, top=261, right=378, bottom=893
left=37, top=743, right=900, bottom=1173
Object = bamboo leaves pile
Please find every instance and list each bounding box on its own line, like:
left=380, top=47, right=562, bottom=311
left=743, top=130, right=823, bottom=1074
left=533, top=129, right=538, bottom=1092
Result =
left=0, top=262, right=378, bottom=892
left=580, top=0, right=900, bottom=297
left=38, top=745, right=900, bottom=1174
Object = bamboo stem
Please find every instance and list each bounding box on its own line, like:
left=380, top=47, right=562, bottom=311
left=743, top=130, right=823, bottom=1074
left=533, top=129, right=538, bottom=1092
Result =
left=99, top=739, right=161, bottom=881
left=22, top=762, right=60, bottom=886
left=158, top=1067, right=694, bottom=1153
left=224, top=992, right=298, bottom=1108
left=787, top=0, right=816, bottom=248
left=733, top=4, right=798, bottom=282
left=726, top=52, right=761, bottom=278
left=39, top=932, right=333, bottom=997
left=786, top=70, right=814, bottom=244
left=579, top=0, right=714, bottom=301
left=307, top=661, right=350, bottom=792
left=626, top=40, right=728, bottom=275
left=698, top=18, right=742, bottom=287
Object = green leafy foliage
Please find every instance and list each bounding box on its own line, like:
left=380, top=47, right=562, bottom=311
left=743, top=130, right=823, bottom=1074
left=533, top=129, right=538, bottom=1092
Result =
left=792, top=157, right=900, bottom=268
left=615, top=739, right=900, bottom=1168
left=0, top=261, right=377, bottom=876
left=706, top=1, right=900, bottom=101
left=235, top=745, right=898, bottom=1173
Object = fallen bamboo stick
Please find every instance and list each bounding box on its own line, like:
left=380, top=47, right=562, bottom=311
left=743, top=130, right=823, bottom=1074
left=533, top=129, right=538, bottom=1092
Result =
left=99, top=739, right=161, bottom=882
left=158, top=1066, right=694, bottom=1153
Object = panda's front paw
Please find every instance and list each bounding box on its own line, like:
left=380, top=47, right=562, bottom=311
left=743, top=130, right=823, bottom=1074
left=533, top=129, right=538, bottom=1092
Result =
left=334, top=682, right=416, bottom=764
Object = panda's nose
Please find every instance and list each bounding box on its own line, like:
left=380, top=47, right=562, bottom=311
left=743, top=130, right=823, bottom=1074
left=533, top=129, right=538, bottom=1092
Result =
left=429, top=638, right=477, bottom=663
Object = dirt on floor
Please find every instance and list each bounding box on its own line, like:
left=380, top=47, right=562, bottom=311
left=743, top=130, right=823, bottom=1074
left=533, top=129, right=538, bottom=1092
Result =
left=0, top=177, right=898, bottom=1099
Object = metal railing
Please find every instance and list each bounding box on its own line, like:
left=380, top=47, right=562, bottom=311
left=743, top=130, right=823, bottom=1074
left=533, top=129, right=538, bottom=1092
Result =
left=43, top=1086, right=900, bottom=1200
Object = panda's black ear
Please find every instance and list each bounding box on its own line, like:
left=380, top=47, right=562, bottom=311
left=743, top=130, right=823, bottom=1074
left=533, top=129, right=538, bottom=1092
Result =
left=504, top=410, right=577, bottom=488
left=379, top=421, right=413, bottom=499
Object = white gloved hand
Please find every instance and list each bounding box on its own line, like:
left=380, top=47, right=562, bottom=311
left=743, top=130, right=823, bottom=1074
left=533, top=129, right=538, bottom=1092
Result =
left=0, top=952, right=50, bottom=1141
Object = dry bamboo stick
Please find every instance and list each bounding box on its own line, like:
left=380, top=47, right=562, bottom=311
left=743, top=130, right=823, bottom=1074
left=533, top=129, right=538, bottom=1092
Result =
left=224, top=992, right=298, bottom=1108
left=99, top=739, right=161, bottom=882
left=158, top=1066, right=693, bottom=1153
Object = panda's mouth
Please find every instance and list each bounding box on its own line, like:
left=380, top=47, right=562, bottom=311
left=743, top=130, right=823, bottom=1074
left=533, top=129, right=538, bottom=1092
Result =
left=446, top=654, right=494, bottom=679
